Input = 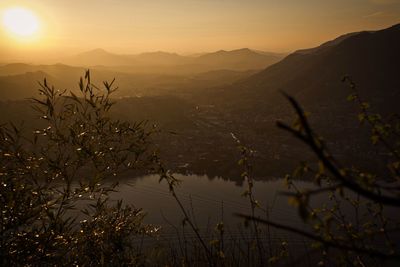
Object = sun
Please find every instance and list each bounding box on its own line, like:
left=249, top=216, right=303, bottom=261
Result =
left=2, top=7, right=40, bottom=37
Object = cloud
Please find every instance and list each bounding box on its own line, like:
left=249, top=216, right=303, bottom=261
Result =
left=363, top=10, right=395, bottom=19
left=364, top=11, right=385, bottom=18
left=370, top=0, right=400, bottom=4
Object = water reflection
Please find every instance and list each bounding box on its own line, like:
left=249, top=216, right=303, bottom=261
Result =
left=104, top=173, right=400, bottom=255
left=112, top=174, right=308, bottom=230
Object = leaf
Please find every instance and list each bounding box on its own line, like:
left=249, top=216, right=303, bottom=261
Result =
left=288, top=197, right=299, bottom=207
left=347, top=94, right=357, bottom=102
left=318, top=161, right=325, bottom=174
left=361, top=102, right=370, bottom=109
left=371, top=135, right=379, bottom=145
left=358, top=113, right=365, bottom=123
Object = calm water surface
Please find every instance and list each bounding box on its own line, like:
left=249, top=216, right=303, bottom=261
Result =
left=107, top=174, right=399, bottom=250
left=113, top=174, right=310, bottom=231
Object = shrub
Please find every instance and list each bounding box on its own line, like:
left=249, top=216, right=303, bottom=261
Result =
left=0, top=71, right=157, bottom=266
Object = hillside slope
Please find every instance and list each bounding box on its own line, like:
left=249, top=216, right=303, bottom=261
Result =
left=225, top=23, right=400, bottom=116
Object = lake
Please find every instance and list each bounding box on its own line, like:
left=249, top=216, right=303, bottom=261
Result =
left=109, top=174, right=321, bottom=248
left=111, top=173, right=400, bottom=243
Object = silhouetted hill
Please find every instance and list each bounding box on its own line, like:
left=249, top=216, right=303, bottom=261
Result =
left=134, top=51, right=189, bottom=66
left=64, top=49, right=191, bottom=67
left=295, top=32, right=360, bottom=55
left=63, top=49, right=135, bottom=66
left=197, top=48, right=283, bottom=71
left=191, top=69, right=258, bottom=85
left=0, top=71, right=54, bottom=100
left=0, top=64, right=96, bottom=99
left=0, top=62, right=257, bottom=99
left=220, top=23, right=400, bottom=117
left=0, top=63, right=85, bottom=78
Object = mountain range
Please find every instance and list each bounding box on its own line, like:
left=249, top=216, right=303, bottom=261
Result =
left=0, top=23, right=399, bottom=178
left=0, top=48, right=283, bottom=99
left=1, top=24, right=399, bottom=111
left=62, top=48, right=284, bottom=73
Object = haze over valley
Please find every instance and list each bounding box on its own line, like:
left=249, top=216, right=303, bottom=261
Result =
left=1, top=24, right=399, bottom=181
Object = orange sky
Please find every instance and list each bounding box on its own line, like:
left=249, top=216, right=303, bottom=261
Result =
left=0, top=0, right=399, bottom=63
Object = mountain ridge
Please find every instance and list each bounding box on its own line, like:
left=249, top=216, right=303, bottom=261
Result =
left=209, top=23, right=400, bottom=119
left=60, top=48, right=284, bottom=72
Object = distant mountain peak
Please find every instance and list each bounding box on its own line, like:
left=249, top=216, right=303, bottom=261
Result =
left=59, top=46, right=284, bottom=69
left=234, top=48, right=252, bottom=52
left=204, top=48, right=259, bottom=57
left=83, top=48, right=112, bottom=55
left=138, top=51, right=180, bottom=56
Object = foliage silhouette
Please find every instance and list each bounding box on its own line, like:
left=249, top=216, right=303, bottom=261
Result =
left=0, top=71, right=158, bottom=266
left=238, top=77, right=400, bottom=266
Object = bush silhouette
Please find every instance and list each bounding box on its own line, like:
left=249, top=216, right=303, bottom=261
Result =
left=0, top=71, right=157, bottom=266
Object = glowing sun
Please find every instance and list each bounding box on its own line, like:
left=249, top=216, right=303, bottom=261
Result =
left=2, top=7, right=40, bottom=37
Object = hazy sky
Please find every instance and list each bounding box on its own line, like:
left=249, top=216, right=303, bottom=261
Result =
left=1, top=0, right=399, bottom=62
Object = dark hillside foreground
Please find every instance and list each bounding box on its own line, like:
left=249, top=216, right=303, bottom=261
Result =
left=222, top=23, right=400, bottom=114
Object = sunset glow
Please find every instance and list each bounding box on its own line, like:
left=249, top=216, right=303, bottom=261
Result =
left=2, top=7, right=40, bottom=38
left=0, top=0, right=399, bottom=62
